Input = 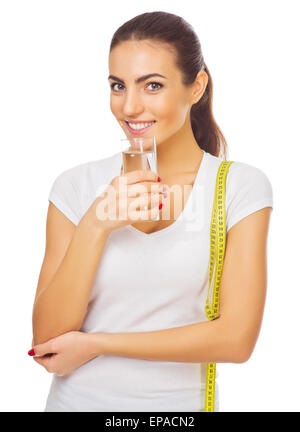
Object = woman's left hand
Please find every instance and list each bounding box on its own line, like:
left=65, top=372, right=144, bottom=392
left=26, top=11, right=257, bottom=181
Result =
left=31, top=331, right=101, bottom=377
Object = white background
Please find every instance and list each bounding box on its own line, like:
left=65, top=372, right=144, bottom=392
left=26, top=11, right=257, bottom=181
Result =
left=0, top=0, right=298, bottom=412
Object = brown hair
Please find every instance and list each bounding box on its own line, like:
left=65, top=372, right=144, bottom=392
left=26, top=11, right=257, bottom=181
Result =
left=110, top=11, right=228, bottom=159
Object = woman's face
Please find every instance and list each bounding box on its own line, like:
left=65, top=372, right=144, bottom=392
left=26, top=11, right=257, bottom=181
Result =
left=108, top=39, right=202, bottom=145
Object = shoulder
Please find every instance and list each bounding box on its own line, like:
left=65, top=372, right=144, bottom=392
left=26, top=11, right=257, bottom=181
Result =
left=205, top=152, right=273, bottom=204
left=226, top=159, right=271, bottom=182
left=50, top=152, right=120, bottom=185
left=48, top=152, right=121, bottom=225
left=226, top=160, right=273, bottom=202
left=213, top=157, right=273, bottom=233
left=49, top=152, right=121, bottom=197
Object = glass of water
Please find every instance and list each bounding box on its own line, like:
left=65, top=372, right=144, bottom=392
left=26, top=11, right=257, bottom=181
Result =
left=120, top=136, right=159, bottom=221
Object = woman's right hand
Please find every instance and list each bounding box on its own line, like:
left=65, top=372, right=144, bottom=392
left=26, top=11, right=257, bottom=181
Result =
left=85, top=170, right=165, bottom=235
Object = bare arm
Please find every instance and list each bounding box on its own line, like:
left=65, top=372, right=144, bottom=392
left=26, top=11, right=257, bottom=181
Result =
left=32, top=170, right=163, bottom=347
left=32, top=202, right=109, bottom=345
left=95, top=319, right=241, bottom=363
left=90, top=207, right=272, bottom=364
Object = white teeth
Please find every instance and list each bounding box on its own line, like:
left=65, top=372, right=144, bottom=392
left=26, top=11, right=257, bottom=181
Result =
left=128, top=121, right=155, bottom=130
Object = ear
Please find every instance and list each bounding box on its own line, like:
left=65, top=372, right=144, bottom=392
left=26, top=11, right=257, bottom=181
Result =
left=191, top=70, right=208, bottom=105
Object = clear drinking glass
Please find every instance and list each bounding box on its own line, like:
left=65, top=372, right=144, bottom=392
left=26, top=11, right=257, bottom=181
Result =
left=120, top=136, right=160, bottom=222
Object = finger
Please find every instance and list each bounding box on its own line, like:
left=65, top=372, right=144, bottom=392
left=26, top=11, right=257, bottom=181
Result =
left=33, top=356, right=53, bottom=367
left=128, top=182, right=164, bottom=198
left=122, top=170, right=160, bottom=185
left=33, top=356, right=46, bottom=365
left=33, top=340, right=56, bottom=357
left=129, top=192, right=160, bottom=212
left=129, top=203, right=160, bottom=221
left=141, top=192, right=161, bottom=209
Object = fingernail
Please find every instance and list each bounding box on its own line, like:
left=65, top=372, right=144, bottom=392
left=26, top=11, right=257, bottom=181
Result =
left=28, top=348, right=35, bottom=356
left=159, top=203, right=163, bottom=210
left=157, top=176, right=161, bottom=182
left=163, top=193, right=167, bottom=198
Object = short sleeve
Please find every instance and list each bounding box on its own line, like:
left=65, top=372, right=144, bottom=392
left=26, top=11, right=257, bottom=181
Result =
left=225, top=162, right=273, bottom=232
left=48, top=168, right=82, bottom=226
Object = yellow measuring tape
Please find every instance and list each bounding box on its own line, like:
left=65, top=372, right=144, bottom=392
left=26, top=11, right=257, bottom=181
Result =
left=204, top=160, right=234, bottom=412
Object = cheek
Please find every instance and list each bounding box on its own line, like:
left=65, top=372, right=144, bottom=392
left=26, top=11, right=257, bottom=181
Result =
left=110, top=96, right=122, bottom=116
left=151, top=94, right=178, bottom=121
left=158, top=95, right=187, bottom=125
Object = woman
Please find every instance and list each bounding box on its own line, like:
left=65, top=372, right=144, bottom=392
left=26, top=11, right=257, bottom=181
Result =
left=30, top=11, right=273, bottom=412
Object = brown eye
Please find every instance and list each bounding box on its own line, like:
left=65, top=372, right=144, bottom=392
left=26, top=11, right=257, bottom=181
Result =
left=147, top=82, right=163, bottom=91
left=110, top=83, right=124, bottom=92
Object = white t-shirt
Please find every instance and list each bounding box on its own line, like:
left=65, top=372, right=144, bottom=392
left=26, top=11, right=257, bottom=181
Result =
left=44, top=149, right=273, bottom=412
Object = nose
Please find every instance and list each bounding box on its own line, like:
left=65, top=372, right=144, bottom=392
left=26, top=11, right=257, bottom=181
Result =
left=122, top=88, right=144, bottom=117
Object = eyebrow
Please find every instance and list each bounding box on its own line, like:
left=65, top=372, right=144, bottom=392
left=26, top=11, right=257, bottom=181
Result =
left=108, top=73, right=167, bottom=85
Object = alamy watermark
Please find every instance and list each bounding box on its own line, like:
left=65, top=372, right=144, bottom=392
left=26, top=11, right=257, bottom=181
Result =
left=95, top=177, right=206, bottom=232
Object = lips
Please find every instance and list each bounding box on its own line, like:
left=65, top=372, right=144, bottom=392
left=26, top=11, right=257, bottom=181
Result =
left=124, top=120, right=156, bottom=135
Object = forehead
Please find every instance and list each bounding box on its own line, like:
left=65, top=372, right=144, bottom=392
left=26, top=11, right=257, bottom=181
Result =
left=109, top=40, right=179, bottom=80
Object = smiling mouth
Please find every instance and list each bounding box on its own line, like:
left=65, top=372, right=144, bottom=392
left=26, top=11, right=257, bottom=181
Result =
left=125, top=120, right=156, bottom=134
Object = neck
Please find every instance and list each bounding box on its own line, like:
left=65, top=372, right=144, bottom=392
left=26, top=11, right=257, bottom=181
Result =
left=157, top=117, right=203, bottom=176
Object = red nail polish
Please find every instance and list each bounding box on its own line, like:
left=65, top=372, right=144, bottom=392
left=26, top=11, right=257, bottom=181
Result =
left=28, top=348, right=35, bottom=356
left=159, top=203, right=163, bottom=210
left=157, top=176, right=161, bottom=182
